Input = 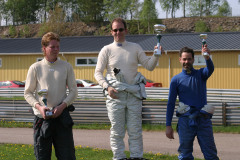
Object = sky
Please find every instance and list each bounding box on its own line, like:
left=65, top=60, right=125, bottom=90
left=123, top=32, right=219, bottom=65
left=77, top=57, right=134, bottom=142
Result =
left=155, top=0, right=240, bottom=18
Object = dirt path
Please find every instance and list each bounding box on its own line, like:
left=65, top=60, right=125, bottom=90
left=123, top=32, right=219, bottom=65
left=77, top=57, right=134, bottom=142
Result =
left=0, top=128, right=239, bottom=160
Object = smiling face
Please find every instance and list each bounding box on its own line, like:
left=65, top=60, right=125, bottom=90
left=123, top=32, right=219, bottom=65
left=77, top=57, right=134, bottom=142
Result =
left=111, top=21, right=127, bottom=43
left=43, top=40, right=60, bottom=62
left=179, top=52, right=194, bottom=71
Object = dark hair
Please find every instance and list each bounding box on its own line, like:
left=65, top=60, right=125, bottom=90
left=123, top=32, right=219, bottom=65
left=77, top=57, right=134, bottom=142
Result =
left=179, top=47, right=194, bottom=58
left=111, top=17, right=127, bottom=30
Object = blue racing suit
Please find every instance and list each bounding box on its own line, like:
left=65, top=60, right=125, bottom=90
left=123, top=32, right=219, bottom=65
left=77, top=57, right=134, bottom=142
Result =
left=166, top=58, right=219, bottom=160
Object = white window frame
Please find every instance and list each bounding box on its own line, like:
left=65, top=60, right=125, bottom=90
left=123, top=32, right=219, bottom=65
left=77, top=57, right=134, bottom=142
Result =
left=193, top=55, right=212, bottom=66
left=75, top=57, right=97, bottom=66
left=0, top=58, right=2, bottom=67
left=238, top=55, right=240, bottom=65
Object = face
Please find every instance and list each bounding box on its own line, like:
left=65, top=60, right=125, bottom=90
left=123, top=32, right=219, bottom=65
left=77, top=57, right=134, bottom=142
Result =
left=43, top=40, right=60, bottom=62
left=179, top=52, right=194, bottom=71
left=111, top=21, right=127, bottom=42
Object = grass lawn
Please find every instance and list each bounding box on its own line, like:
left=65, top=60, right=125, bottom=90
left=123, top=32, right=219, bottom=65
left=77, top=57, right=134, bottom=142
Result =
left=0, top=143, right=204, bottom=160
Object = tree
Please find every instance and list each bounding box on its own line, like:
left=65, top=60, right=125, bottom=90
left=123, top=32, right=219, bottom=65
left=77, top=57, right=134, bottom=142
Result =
left=69, top=0, right=105, bottom=23
left=128, top=0, right=141, bottom=20
left=0, top=0, right=11, bottom=25
left=188, top=0, right=204, bottom=17
left=217, top=0, right=231, bottom=16
left=204, top=0, right=221, bottom=16
left=127, top=0, right=141, bottom=34
left=159, top=0, right=181, bottom=18
left=103, top=0, right=131, bottom=21
left=159, top=0, right=170, bottom=18
left=38, top=4, right=68, bottom=36
left=188, top=0, right=221, bottom=17
left=182, top=0, right=189, bottom=17
left=1, top=0, right=41, bottom=25
left=140, top=0, right=158, bottom=33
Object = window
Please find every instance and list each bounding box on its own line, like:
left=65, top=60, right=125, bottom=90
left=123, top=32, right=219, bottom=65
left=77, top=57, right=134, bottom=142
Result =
left=75, top=57, right=97, bottom=66
left=0, top=58, right=2, bottom=67
left=194, top=55, right=212, bottom=66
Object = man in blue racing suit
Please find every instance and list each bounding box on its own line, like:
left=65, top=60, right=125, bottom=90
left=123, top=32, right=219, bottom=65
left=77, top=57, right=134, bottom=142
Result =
left=165, top=46, right=219, bottom=160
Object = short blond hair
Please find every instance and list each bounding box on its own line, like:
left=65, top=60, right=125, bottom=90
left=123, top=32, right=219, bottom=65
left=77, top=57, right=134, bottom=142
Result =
left=41, top=32, right=60, bottom=55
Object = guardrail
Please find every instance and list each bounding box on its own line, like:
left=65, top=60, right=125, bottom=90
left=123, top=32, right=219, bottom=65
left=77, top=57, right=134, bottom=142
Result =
left=0, top=100, right=239, bottom=126
left=1, top=87, right=240, bottom=101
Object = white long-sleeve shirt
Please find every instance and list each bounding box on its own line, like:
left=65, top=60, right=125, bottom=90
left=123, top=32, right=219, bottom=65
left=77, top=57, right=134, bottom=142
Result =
left=95, top=41, right=159, bottom=88
left=24, top=58, right=78, bottom=117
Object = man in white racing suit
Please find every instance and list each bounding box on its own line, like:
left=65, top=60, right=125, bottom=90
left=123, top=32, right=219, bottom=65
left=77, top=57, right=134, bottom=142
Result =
left=94, top=17, right=162, bottom=160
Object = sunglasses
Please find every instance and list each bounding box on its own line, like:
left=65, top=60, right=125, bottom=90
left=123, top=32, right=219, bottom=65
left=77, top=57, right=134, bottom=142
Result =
left=112, top=28, right=125, bottom=32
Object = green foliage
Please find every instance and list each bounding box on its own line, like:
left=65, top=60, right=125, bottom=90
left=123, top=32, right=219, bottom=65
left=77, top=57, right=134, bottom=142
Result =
left=8, top=25, right=17, bottom=38
left=140, top=0, right=158, bottom=33
left=4, top=0, right=41, bottom=25
left=214, top=25, right=223, bottom=32
left=159, top=0, right=181, bottom=18
left=37, top=23, right=50, bottom=37
left=94, top=26, right=110, bottom=36
left=187, top=0, right=221, bottom=17
left=0, top=119, right=33, bottom=128
left=217, top=0, right=231, bottom=16
left=37, top=4, right=71, bottom=37
left=71, top=0, right=105, bottom=23
left=19, top=25, right=31, bottom=38
left=195, top=20, right=210, bottom=32
left=103, top=0, right=132, bottom=21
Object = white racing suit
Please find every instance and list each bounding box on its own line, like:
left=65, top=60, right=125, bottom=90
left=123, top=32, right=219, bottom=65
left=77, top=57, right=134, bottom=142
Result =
left=105, top=72, right=147, bottom=160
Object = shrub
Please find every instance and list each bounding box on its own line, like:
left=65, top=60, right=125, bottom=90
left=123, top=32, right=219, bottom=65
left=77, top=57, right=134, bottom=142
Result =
left=195, top=20, right=210, bottom=32
left=9, top=25, right=17, bottom=38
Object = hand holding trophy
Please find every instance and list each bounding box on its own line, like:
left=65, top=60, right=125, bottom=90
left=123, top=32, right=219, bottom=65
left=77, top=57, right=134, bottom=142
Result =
left=38, top=89, right=53, bottom=116
left=153, top=24, right=166, bottom=56
left=200, top=34, right=210, bottom=58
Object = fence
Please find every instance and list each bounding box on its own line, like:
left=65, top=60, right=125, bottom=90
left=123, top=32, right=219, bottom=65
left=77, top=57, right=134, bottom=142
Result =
left=1, top=87, right=240, bottom=101
left=0, top=100, right=239, bottom=126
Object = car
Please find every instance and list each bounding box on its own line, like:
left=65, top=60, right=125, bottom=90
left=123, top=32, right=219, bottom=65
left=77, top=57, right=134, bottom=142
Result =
left=145, top=79, right=162, bottom=87
left=0, top=80, right=25, bottom=88
left=76, top=80, right=84, bottom=87
left=76, top=79, right=99, bottom=87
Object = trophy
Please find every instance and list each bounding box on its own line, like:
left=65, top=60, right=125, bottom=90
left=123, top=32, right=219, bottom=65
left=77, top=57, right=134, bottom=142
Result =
left=38, top=89, right=53, bottom=116
left=153, top=24, right=166, bottom=56
left=200, top=34, right=209, bottom=56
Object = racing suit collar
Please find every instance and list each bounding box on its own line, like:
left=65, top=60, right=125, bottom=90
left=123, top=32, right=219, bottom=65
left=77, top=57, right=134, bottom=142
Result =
left=113, top=40, right=127, bottom=47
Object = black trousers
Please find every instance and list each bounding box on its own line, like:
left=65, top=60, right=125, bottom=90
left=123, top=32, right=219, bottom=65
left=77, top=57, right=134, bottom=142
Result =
left=33, top=114, right=76, bottom=160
